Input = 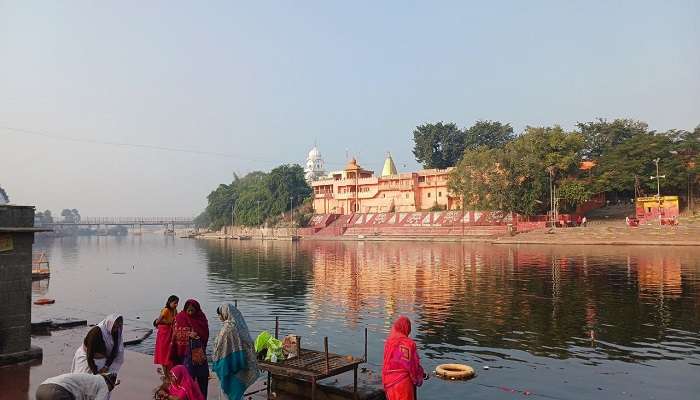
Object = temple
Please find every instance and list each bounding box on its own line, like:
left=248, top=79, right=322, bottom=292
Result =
left=304, top=146, right=326, bottom=183
left=310, top=154, right=460, bottom=214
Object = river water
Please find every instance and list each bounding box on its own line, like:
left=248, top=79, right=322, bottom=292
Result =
left=30, top=236, right=700, bottom=399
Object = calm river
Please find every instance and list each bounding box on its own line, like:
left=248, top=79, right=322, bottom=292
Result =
left=31, top=236, right=700, bottom=399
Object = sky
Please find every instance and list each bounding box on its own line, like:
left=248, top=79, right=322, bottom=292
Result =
left=1, top=1, right=698, bottom=216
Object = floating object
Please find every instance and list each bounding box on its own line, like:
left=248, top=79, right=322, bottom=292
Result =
left=483, top=366, right=490, bottom=370
left=435, top=364, right=475, bottom=380
left=33, top=298, right=55, bottom=305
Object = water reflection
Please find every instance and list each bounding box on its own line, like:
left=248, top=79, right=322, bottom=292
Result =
left=30, top=236, right=700, bottom=399
left=198, top=239, right=700, bottom=366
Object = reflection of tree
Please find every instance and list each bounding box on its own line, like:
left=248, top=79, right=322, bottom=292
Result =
left=306, top=241, right=700, bottom=363
left=199, top=240, right=313, bottom=307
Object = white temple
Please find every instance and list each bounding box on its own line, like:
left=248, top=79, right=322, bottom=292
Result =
left=304, top=146, right=326, bottom=183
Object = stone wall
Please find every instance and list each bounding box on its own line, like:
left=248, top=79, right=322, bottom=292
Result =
left=0, top=205, right=35, bottom=362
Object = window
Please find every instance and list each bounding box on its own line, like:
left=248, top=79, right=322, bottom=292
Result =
left=438, top=192, right=442, bottom=197
left=418, top=176, right=426, bottom=183
left=427, top=193, right=431, bottom=198
left=382, top=194, right=386, bottom=198
left=406, top=193, right=409, bottom=199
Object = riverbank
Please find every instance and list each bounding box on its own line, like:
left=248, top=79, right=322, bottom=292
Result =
left=5, top=326, right=267, bottom=399
left=494, top=221, right=700, bottom=246
left=197, top=221, right=700, bottom=246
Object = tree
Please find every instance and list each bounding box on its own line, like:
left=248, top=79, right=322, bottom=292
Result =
left=504, top=126, right=585, bottom=215
left=203, top=164, right=311, bottom=230
left=449, top=125, right=586, bottom=216
left=464, top=120, right=514, bottom=150
left=61, top=209, right=74, bottom=223
left=557, top=179, right=593, bottom=212
left=412, top=122, right=465, bottom=169
left=43, top=210, right=53, bottom=223
left=592, top=131, right=687, bottom=196
left=577, top=118, right=648, bottom=158
left=449, top=147, right=510, bottom=210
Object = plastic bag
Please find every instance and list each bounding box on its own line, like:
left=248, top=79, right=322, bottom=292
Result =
left=254, top=331, right=283, bottom=362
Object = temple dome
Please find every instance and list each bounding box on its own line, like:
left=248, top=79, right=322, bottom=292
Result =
left=304, top=146, right=325, bottom=183
left=382, top=153, right=398, bottom=176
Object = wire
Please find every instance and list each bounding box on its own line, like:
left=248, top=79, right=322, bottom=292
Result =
left=0, top=125, right=273, bottom=164
left=1, top=125, right=404, bottom=168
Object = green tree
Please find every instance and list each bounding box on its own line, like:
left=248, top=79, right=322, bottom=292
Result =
left=449, top=126, right=586, bottom=216
left=557, top=179, right=593, bottom=212
left=203, top=164, right=311, bottom=230
left=505, top=126, right=585, bottom=215
left=412, top=122, right=465, bottom=168
left=464, top=120, right=514, bottom=150
left=449, top=147, right=510, bottom=210
left=577, top=118, right=648, bottom=158
left=591, top=131, right=686, bottom=196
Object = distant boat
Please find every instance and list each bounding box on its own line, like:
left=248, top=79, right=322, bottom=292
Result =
left=32, top=251, right=50, bottom=280
left=164, top=228, right=175, bottom=235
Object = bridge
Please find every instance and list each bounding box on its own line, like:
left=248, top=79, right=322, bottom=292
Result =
left=40, top=217, right=195, bottom=227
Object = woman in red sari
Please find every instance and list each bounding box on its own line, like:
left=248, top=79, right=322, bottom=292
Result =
left=170, top=299, right=209, bottom=398
left=382, top=316, right=426, bottom=400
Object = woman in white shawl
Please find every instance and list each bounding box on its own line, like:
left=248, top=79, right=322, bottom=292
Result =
left=71, top=314, right=125, bottom=374
left=212, top=303, right=260, bottom=400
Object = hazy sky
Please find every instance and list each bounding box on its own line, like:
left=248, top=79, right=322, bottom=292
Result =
left=1, top=1, right=698, bottom=216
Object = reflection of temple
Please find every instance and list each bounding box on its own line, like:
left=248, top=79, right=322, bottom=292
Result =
left=637, top=254, right=682, bottom=299
left=305, top=241, right=516, bottom=330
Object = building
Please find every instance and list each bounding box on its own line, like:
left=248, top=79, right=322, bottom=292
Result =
left=304, top=146, right=326, bottom=184
left=310, top=155, right=459, bottom=214
left=0, top=204, right=45, bottom=366
left=635, top=196, right=679, bottom=223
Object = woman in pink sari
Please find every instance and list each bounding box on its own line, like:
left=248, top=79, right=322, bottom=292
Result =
left=156, top=365, right=205, bottom=400
left=382, top=316, right=426, bottom=400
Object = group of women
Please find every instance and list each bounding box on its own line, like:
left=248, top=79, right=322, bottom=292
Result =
left=152, top=296, right=259, bottom=400
left=66, top=297, right=427, bottom=400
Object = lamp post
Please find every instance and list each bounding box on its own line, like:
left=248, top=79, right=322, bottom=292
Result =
left=650, top=158, right=666, bottom=223
left=650, top=158, right=665, bottom=198
left=289, top=196, right=294, bottom=226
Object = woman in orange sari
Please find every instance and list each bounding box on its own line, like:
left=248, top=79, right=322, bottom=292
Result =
left=382, top=316, right=426, bottom=400
left=154, top=295, right=179, bottom=372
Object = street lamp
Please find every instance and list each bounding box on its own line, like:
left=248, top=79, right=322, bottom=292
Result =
left=650, top=158, right=666, bottom=198
left=650, top=158, right=667, bottom=223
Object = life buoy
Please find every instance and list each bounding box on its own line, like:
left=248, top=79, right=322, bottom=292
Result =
left=435, top=364, right=475, bottom=380
left=33, top=298, right=55, bottom=305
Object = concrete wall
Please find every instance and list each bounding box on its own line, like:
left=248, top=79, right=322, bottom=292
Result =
left=0, top=206, right=35, bottom=360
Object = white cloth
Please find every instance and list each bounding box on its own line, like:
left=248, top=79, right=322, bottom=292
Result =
left=42, top=373, right=110, bottom=400
left=96, top=313, right=125, bottom=372
left=71, top=314, right=125, bottom=374
left=71, top=346, right=107, bottom=374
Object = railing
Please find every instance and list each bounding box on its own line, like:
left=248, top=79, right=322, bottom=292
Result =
left=40, top=217, right=194, bottom=225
